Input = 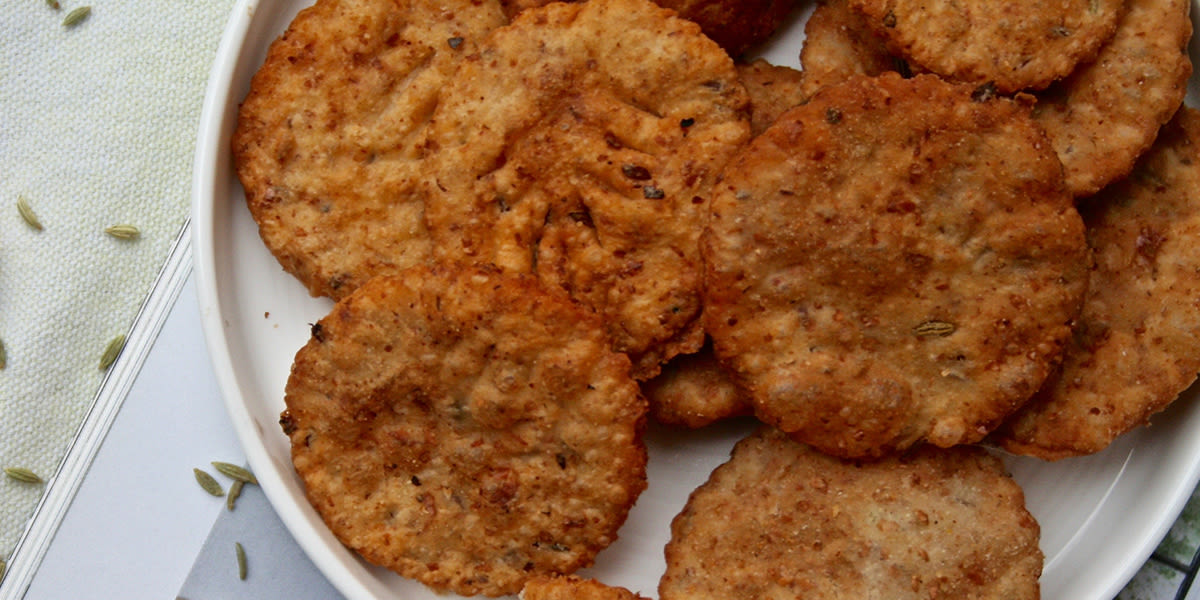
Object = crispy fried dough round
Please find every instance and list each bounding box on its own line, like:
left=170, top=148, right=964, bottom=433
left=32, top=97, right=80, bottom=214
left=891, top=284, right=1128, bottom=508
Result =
left=995, top=107, right=1200, bottom=460
left=521, top=575, right=651, bottom=600
left=424, top=0, right=751, bottom=379
left=281, top=265, right=648, bottom=596
left=798, top=0, right=910, bottom=98
left=642, top=343, right=751, bottom=428
left=233, top=0, right=506, bottom=300
left=703, top=73, right=1090, bottom=458
left=1032, top=0, right=1192, bottom=198
left=848, top=0, right=1125, bottom=93
left=499, top=0, right=800, bottom=57
left=737, top=60, right=809, bottom=136
left=659, top=427, right=1043, bottom=600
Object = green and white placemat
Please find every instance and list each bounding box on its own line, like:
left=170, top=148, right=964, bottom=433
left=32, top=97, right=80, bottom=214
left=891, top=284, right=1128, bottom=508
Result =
left=0, top=0, right=234, bottom=592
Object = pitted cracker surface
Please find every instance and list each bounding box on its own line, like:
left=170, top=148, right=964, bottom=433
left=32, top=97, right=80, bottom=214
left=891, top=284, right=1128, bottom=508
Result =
left=660, top=428, right=1043, bottom=600
left=703, top=74, right=1089, bottom=458
left=1032, top=0, right=1192, bottom=197
left=997, top=107, right=1200, bottom=459
left=234, top=0, right=506, bottom=299
left=282, top=265, right=647, bottom=596
left=849, top=0, right=1125, bottom=93
left=424, top=0, right=751, bottom=379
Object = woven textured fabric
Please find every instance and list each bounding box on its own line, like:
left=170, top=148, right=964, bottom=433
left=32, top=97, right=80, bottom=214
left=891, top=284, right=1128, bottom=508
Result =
left=0, top=0, right=234, bottom=557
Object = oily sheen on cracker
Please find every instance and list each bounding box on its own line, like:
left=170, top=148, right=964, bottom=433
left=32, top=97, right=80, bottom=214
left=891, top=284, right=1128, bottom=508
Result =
left=233, top=0, right=506, bottom=300
left=423, top=0, right=751, bottom=379
left=703, top=73, right=1089, bottom=458
left=659, top=427, right=1043, bottom=600
left=847, top=0, right=1125, bottom=93
left=280, top=265, right=648, bottom=596
left=995, top=107, right=1200, bottom=460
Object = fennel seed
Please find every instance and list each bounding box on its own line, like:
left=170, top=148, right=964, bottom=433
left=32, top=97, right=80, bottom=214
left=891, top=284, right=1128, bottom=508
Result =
left=194, top=468, right=224, bottom=497
left=62, top=5, right=90, bottom=27
left=16, top=196, right=43, bottom=231
left=99, top=334, right=125, bottom=370
left=104, top=224, right=140, bottom=240
left=212, top=461, right=258, bottom=485
left=4, top=467, right=43, bottom=484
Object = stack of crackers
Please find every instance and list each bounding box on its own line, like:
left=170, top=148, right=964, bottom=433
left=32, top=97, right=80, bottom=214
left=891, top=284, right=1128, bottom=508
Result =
left=233, top=0, right=1200, bottom=596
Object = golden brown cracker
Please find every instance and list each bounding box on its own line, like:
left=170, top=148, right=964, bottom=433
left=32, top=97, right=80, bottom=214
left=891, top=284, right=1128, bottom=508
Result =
left=642, top=343, right=751, bottom=428
left=849, top=0, right=1125, bottom=93
left=996, top=107, right=1200, bottom=460
left=234, top=0, right=506, bottom=299
left=424, top=0, right=751, bottom=379
left=500, top=0, right=800, bottom=57
left=737, top=59, right=810, bottom=136
left=1033, top=0, right=1192, bottom=198
left=521, top=575, right=651, bottom=600
left=660, top=427, right=1043, bottom=600
left=798, top=0, right=910, bottom=98
left=282, top=264, right=648, bottom=596
left=703, top=73, right=1089, bottom=458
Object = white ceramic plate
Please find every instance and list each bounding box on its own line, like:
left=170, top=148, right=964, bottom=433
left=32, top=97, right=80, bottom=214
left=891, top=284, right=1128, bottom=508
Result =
left=192, top=2, right=1200, bottom=598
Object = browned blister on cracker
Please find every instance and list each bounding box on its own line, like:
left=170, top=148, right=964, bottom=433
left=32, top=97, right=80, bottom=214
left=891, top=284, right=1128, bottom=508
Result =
left=659, top=427, right=1043, bottom=600
left=282, top=264, right=648, bottom=597
left=234, top=0, right=507, bottom=300
left=848, top=0, right=1125, bottom=93
left=424, top=0, right=752, bottom=379
left=995, top=107, right=1200, bottom=460
left=703, top=73, right=1089, bottom=458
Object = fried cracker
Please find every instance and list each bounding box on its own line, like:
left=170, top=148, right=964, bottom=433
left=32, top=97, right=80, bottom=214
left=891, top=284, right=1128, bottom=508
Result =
left=736, top=59, right=809, bottom=136
left=703, top=73, right=1089, bottom=458
left=848, top=0, right=1125, bottom=93
left=1032, top=0, right=1192, bottom=197
left=282, top=264, right=648, bottom=596
left=500, top=0, right=800, bottom=57
left=233, top=0, right=506, bottom=300
left=424, top=0, right=751, bottom=379
left=642, top=342, right=751, bottom=427
left=995, top=107, right=1200, bottom=460
left=798, top=0, right=909, bottom=98
left=521, top=575, right=651, bottom=600
left=659, top=427, right=1043, bottom=600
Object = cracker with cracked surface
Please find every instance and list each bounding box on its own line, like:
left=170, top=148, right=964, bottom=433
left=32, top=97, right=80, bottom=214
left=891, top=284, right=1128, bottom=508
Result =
left=234, top=0, right=506, bottom=299
left=660, top=427, right=1043, bottom=600
left=521, top=575, right=651, bottom=600
left=282, top=264, right=647, bottom=597
left=642, top=342, right=751, bottom=428
left=424, top=0, right=751, bottom=379
left=848, top=0, right=1125, bottom=93
left=703, top=74, right=1089, bottom=458
left=1032, top=0, right=1192, bottom=197
left=996, top=107, right=1200, bottom=460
